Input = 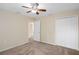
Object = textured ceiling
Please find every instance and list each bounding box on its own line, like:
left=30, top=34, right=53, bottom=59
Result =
left=0, top=3, right=79, bottom=17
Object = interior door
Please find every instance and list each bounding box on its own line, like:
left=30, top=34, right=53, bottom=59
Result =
left=55, top=16, right=78, bottom=50
left=28, top=22, right=34, bottom=39
left=33, top=20, right=40, bottom=41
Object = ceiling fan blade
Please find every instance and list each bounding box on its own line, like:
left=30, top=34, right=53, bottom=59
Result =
left=38, top=9, right=46, bottom=12
left=22, top=6, right=30, bottom=8
left=26, top=11, right=31, bottom=13
left=36, top=12, right=39, bottom=15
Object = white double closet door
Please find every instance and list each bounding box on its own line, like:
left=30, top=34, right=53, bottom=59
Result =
left=55, top=16, right=78, bottom=50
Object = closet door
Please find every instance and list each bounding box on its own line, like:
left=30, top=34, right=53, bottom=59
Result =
left=55, top=16, right=78, bottom=49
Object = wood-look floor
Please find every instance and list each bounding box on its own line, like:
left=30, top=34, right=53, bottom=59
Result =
left=0, top=40, right=79, bottom=55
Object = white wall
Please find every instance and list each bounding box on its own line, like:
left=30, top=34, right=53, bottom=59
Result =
left=0, top=11, right=34, bottom=52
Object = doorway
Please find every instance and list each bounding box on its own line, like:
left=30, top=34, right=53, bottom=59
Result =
left=28, top=22, right=34, bottom=39
left=33, top=20, right=40, bottom=41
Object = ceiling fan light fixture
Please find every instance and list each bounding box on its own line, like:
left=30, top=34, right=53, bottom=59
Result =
left=22, top=3, right=46, bottom=15
left=31, top=10, right=36, bottom=13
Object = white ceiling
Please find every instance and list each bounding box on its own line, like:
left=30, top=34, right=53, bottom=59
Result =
left=0, top=3, right=79, bottom=17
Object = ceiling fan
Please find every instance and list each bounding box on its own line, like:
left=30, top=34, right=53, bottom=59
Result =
left=22, top=3, right=46, bottom=15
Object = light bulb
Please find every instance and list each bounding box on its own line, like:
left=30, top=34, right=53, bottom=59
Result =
left=32, top=10, right=36, bottom=13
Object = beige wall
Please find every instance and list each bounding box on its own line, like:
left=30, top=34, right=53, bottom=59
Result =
left=0, top=11, right=34, bottom=52
left=40, top=16, right=55, bottom=44
left=40, top=10, right=79, bottom=47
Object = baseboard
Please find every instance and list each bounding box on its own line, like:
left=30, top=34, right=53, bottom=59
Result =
left=0, top=41, right=29, bottom=52
left=40, top=41, right=79, bottom=51
left=54, top=43, right=79, bottom=51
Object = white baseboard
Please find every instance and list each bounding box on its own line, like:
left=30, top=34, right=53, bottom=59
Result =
left=0, top=42, right=28, bottom=52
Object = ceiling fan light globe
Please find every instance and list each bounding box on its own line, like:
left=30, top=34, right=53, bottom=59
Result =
left=32, top=10, right=36, bottom=13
